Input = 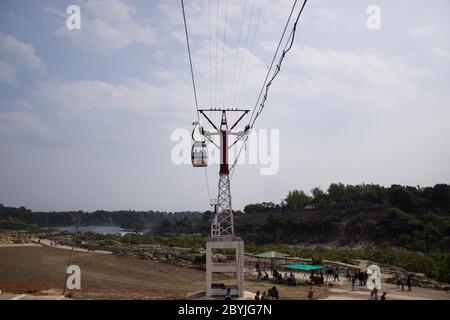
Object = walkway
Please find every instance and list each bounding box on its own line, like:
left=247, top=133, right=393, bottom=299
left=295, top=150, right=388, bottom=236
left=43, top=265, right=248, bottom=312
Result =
left=30, top=238, right=112, bottom=254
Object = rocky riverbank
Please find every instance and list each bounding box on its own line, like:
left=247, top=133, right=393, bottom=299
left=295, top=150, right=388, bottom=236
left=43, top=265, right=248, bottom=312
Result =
left=113, top=245, right=206, bottom=268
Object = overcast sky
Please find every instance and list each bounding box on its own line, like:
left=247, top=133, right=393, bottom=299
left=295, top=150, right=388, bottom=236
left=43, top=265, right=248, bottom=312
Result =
left=0, top=0, right=449, bottom=212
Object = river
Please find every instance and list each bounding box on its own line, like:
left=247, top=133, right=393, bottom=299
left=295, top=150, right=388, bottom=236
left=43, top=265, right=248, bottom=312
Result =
left=51, top=226, right=150, bottom=236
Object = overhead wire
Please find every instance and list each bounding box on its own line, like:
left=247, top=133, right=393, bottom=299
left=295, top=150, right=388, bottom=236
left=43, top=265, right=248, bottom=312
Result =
left=214, top=0, right=220, bottom=107
left=181, top=0, right=200, bottom=119
left=250, top=0, right=308, bottom=127
left=234, top=0, right=265, bottom=107
left=230, top=0, right=258, bottom=107
left=181, top=0, right=212, bottom=200
left=182, top=0, right=308, bottom=194
left=230, top=0, right=308, bottom=177
left=208, top=0, right=213, bottom=106
left=229, top=0, right=248, bottom=107
left=219, top=0, right=229, bottom=107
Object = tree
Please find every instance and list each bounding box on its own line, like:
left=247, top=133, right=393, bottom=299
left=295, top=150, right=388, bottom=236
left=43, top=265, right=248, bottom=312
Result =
left=432, top=184, right=450, bottom=213
left=328, top=183, right=347, bottom=203
left=244, top=202, right=280, bottom=215
left=311, top=187, right=327, bottom=208
left=389, top=185, right=417, bottom=213
left=285, top=190, right=311, bottom=211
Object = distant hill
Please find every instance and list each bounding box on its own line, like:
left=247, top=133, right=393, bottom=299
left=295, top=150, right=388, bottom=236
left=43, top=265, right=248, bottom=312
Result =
left=236, top=183, right=450, bottom=253
left=0, top=205, right=204, bottom=231
left=1, top=183, right=449, bottom=253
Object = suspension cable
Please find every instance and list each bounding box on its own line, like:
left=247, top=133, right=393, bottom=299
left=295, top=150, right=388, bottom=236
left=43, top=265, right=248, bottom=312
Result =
left=219, top=0, right=229, bottom=107
left=230, top=0, right=308, bottom=176
left=181, top=0, right=200, bottom=120
left=214, top=0, right=220, bottom=107
left=234, top=0, right=265, bottom=107
left=250, top=0, right=308, bottom=128
left=229, top=0, right=248, bottom=107
left=231, top=0, right=258, bottom=106
left=181, top=0, right=213, bottom=200
left=208, top=0, right=213, bottom=106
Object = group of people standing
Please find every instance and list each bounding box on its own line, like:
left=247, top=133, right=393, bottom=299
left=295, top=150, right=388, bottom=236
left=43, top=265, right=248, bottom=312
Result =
left=345, top=269, right=370, bottom=291
left=254, top=287, right=280, bottom=300
left=258, top=269, right=297, bottom=287
left=396, top=275, right=413, bottom=292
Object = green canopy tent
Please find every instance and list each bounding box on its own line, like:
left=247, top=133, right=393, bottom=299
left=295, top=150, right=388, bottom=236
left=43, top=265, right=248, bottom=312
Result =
left=281, top=264, right=326, bottom=285
left=254, top=251, right=290, bottom=276
left=281, top=263, right=325, bottom=271
left=255, top=251, right=290, bottom=259
left=278, top=264, right=326, bottom=286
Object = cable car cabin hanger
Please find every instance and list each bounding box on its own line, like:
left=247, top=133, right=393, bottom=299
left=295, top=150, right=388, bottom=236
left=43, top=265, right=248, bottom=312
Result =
left=191, top=121, right=208, bottom=168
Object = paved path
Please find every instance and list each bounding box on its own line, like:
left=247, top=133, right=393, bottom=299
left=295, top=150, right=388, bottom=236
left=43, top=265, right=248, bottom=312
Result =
left=30, top=238, right=111, bottom=254
left=322, top=279, right=450, bottom=300
left=0, top=293, right=69, bottom=300
left=0, top=244, right=41, bottom=248
left=325, top=288, right=434, bottom=300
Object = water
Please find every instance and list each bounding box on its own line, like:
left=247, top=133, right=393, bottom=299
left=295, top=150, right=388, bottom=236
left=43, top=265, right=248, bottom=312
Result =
left=52, top=226, right=147, bottom=236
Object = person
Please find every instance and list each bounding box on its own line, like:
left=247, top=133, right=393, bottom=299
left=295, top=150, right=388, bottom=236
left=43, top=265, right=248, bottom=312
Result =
left=407, top=275, right=412, bottom=292
left=364, top=271, right=368, bottom=286
left=261, top=291, right=267, bottom=300
left=257, top=270, right=262, bottom=281
left=308, top=287, right=314, bottom=300
left=346, top=269, right=351, bottom=282
left=270, top=286, right=279, bottom=300
left=373, top=287, right=378, bottom=300
left=333, top=268, right=340, bottom=282
left=289, top=272, right=296, bottom=286
left=381, top=292, right=387, bottom=300
left=273, top=269, right=279, bottom=280
left=263, top=272, right=269, bottom=281
left=358, top=271, right=363, bottom=286
left=277, top=273, right=284, bottom=284
left=396, top=278, right=401, bottom=289
left=224, top=289, right=232, bottom=301
left=351, top=275, right=356, bottom=291
left=401, top=278, right=405, bottom=291
left=320, top=271, right=324, bottom=286
left=254, top=291, right=261, bottom=300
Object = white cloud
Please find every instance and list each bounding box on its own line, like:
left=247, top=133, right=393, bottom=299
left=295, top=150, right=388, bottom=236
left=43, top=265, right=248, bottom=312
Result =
left=277, top=45, right=429, bottom=112
left=0, top=60, right=19, bottom=85
left=0, top=111, right=48, bottom=136
left=432, top=48, right=449, bottom=59
left=0, top=32, right=45, bottom=70
left=36, top=78, right=192, bottom=119
left=50, top=0, right=156, bottom=54
left=410, top=25, right=437, bottom=37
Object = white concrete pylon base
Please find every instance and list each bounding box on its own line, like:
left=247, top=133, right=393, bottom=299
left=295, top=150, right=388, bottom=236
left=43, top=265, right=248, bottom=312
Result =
left=206, top=238, right=245, bottom=298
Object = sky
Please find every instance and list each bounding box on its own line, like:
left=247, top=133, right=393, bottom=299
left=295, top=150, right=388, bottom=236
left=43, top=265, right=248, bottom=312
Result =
left=0, top=0, right=449, bottom=212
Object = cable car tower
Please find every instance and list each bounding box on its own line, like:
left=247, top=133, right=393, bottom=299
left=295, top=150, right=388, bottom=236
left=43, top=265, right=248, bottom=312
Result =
left=193, top=109, right=249, bottom=237
left=192, top=108, right=249, bottom=298
left=181, top=0, right=309, bottom=299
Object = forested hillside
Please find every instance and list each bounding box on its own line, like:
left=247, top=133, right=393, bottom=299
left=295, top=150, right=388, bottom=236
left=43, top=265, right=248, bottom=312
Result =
left=2, top=183, right=449, bottom=252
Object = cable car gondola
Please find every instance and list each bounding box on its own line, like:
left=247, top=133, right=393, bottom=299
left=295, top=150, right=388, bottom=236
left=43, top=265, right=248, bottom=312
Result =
left=191, top=121, right=208, bottom=168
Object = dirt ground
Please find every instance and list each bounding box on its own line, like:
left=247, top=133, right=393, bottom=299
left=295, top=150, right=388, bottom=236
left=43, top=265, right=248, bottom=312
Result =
left=1, top=246, right=448, bottom=300
left=245, top=280, right=328, bottom=300
left=0, top=246, right=206, bottom=299
left=0, top=246, right=328, bottom=300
